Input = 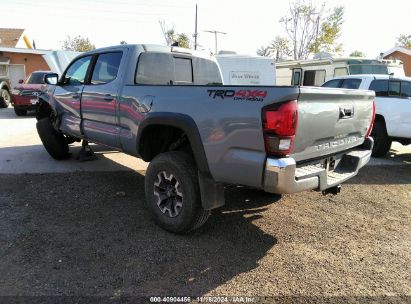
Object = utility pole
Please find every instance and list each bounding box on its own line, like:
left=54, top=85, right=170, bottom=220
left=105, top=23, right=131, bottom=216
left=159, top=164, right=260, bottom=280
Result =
left=193, top=4, right=198, bottom=50
left=204, top=30, right=227, bottom=54
left=315, top=14, right=320, bottom=53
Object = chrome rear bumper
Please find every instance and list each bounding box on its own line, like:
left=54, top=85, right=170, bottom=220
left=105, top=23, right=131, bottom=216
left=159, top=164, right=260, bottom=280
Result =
left=263, top=137, right=373, bottom=194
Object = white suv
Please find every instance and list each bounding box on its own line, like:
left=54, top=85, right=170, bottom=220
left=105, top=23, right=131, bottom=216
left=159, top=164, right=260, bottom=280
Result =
left=322, top=74, right=411, bottom=157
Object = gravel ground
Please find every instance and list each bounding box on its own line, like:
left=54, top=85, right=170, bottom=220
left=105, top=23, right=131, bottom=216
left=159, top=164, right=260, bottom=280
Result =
left=0, top=165, right=410, bottom=303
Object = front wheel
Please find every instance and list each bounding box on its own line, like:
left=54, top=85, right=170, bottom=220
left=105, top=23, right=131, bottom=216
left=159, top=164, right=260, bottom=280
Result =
left=0, top=89, right=11, bottom=108
left=144, top=151, right=210, bottom=233
left=36, top=117, right=69, bottom=160
left=371, top=120, right=392, bottom=157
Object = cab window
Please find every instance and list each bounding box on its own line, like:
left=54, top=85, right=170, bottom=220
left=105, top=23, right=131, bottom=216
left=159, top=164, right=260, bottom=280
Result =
left=64, top=56, right=92, bottom=85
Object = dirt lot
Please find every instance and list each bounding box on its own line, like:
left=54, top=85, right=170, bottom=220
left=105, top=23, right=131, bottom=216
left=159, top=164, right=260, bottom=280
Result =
left=0, top=164, right=410, bottom=303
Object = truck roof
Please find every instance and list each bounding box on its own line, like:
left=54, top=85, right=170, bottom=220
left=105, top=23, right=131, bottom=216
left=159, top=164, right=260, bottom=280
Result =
left=330, top=74, right=411, bottom=81
left=80, top=44, right=214, bottom=61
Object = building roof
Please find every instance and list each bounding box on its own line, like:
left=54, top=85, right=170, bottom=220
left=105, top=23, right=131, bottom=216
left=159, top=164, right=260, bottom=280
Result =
left=0, top=28, right=25, bottom=48
left=0, top=47, right=49, bottom=55
left=383, top=46, right=411, bottom=58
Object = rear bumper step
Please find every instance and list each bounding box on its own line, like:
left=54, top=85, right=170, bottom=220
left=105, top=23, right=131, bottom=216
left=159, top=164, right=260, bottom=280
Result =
left=263, top=137, right=373, bottom=194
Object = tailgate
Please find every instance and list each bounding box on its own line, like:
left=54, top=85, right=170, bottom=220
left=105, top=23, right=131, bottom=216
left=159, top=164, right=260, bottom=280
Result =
left=292, top=87, right=375, bottom=162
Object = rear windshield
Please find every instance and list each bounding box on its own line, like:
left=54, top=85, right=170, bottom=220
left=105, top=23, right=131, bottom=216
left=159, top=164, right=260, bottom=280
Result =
left=349, top=65, right=388, bottom=75
left=136, top=52, right=222, bottom=85
left=25, top=73, right=47, bottom=84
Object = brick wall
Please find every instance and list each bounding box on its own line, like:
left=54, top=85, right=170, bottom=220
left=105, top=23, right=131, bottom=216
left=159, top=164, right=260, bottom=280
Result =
left=4, top=52, right=50, bottom=77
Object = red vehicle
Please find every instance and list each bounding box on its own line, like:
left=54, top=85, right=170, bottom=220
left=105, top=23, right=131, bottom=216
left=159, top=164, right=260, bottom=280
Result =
left=11, top=71, right=50, bottom=116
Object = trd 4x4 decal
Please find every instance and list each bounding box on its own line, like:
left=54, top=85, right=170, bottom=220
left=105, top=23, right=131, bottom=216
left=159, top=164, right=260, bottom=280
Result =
left=207, top=89, right=267, bottom=101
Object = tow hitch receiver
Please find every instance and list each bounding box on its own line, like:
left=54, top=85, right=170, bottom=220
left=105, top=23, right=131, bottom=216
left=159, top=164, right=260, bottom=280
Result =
left=322, top=184, right=341, bottom=195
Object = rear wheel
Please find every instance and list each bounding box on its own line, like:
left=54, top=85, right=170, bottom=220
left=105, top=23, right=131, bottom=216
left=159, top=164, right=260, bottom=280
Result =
left=144, top=151, right=210, bottom=233
left=36, top=117, right=69, bottom=160
left=14, top=107, right=27, bottom=116
left=0, top=89, right=11, bottom=108
left=371, top=120, right=391, bottom=157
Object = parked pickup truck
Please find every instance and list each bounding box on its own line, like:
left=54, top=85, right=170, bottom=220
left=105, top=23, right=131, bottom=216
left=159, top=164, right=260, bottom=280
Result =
left=322, top=74, right=411, bottom=157
left=10, top=71, right=50, bottom=116
left=36, top=44, right=375, bottom=233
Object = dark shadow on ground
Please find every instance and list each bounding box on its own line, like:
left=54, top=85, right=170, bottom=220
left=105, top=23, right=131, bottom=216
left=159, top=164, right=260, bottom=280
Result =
left=0, top=169, right=279, bottom=298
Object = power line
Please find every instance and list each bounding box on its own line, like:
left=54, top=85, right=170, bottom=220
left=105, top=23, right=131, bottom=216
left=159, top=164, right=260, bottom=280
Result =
left=204, top=30, right=227, bottom=54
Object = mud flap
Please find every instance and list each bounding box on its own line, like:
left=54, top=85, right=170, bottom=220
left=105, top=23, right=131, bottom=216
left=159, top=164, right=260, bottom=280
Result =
left=198, top=171, right=225, bottom=210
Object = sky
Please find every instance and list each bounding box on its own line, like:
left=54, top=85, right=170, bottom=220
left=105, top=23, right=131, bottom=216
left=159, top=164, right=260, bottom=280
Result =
left=1, top=0, right=410, bottom=58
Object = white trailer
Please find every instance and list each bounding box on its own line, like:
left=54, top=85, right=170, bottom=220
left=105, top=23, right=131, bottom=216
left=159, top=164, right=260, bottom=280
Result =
left=276, top=57, right=393, bottom=86
left=215, top=54, right=276, bottom=85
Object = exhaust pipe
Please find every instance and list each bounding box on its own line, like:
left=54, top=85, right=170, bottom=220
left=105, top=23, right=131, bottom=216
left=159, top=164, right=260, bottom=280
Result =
left=322, top=184, right=341, bottom=196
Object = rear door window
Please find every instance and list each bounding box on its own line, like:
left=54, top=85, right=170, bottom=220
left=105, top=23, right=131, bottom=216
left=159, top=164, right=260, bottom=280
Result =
left=136, top=52, right=173, bottom=85
left=388, top=81, right=401, bottom=97
left=369, top=80, right=388, bottom=97
left=91, top=52, right=122, bottom=85
left=401, top=81, right=411, bottom=98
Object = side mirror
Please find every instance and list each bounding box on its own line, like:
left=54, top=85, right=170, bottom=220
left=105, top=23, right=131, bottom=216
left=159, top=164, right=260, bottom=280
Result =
left=18, top=79, right=24, bottom=84
left=44, top=73, right=59, bottom=85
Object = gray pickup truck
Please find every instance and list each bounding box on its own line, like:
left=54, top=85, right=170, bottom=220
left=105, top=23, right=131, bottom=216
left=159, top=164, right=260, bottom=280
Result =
left=36, top=44, right=375, bottom=233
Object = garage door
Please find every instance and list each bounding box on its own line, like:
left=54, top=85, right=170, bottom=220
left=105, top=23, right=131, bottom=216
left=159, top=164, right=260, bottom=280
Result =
left=8, top=65, right=26, bottom=88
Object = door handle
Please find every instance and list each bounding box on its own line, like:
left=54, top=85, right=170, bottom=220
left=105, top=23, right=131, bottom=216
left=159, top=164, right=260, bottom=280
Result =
left=72, top=93, right=80, bottom=99
left=103, top=94, right=114, bottom=101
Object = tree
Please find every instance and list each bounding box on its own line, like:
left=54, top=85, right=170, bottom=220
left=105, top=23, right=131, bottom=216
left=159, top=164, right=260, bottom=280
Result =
left=396, top=34, right=411, bottom=48
left=280, top=1, right=324, bottom=60
left=309, top=6, right=344, bottom=54
left=350, top=50, right=365, bottom=57
left=280, top=1, right=344, bottom=59
left=120, top=41, right=127, bottom=45
left=257, top=46, right=272, bottom=57
left=257, top=37, right=291, bottom=60
left=61, top=35, right=96, bottom=52
left=159, top=20, right=191, bottom=48
left=270, top=36, right=292, bottom=61
left=176, top=33, right=190, bottom=48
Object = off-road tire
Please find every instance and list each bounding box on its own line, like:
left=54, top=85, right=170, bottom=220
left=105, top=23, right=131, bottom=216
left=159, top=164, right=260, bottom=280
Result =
left=14, top=107, right=27, bottom=116
left=371, top=120, right=392, bottom=157
left=0, top=89, right=11, bottom=108
left=145, top=151, right=210, bottom=233
left=36, top=117, right=69, bottom=160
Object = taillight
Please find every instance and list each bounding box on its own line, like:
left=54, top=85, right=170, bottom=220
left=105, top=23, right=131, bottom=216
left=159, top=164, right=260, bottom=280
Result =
left=262, top=100, right=298, bottom=157
left=365, top=100, right=376, bottom=138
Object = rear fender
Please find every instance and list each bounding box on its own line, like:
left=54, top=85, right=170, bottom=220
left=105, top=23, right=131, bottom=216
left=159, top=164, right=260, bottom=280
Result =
left=138, top=112, right=225, bottom=210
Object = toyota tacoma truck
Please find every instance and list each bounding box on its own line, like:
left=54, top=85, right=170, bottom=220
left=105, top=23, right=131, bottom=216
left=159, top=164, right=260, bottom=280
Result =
left=36, top=44, right=375, bottom=233
left=322, top=74, right=411, bottom=157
